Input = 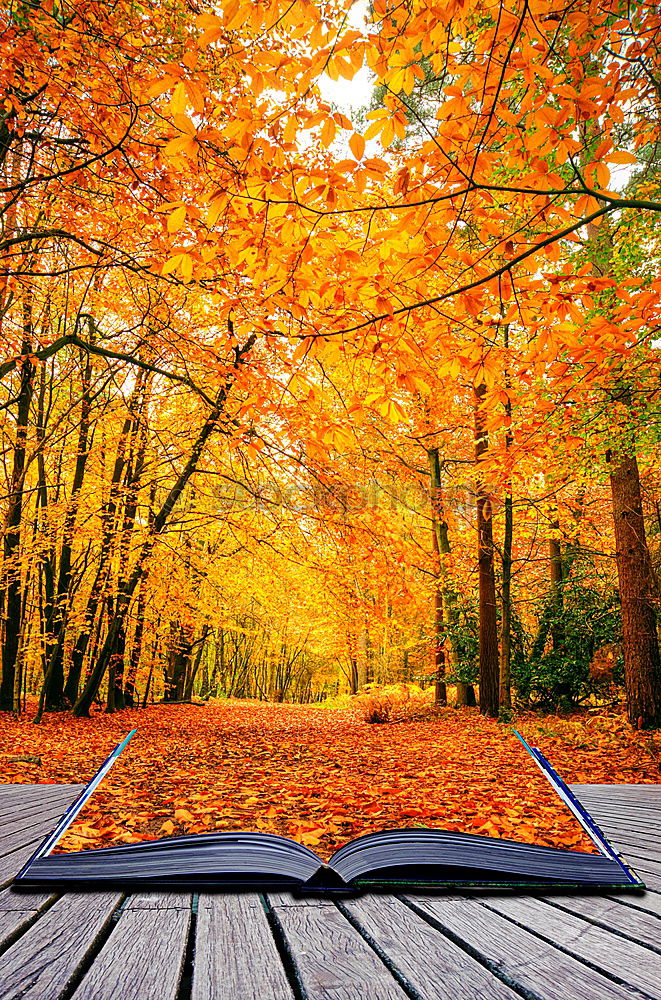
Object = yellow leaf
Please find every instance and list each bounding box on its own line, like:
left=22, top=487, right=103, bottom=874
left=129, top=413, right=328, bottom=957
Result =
left=174, top=808, right=194, bottom=823
left=389, top=67, right=407, bottom=92
left=283, top=116, right=298, bottom=144
left=167, top=205, right=186, bottom=232
left=226, top=1, right=251, bottom=30
left=382, top=119, right=395, bottom=148
left=207, top=196, right=225, bottom=228
left=364, top=120, right=384, bottom=140
left=180, top=254, right=194, bottom=281
left=172, top=113, right=196, bottom=137
left=170, top=81, right=188, bottom=115
left=146, top=76, right=175, bottom=99
left=162, top=254, right=182, bottom=276
left=292, top=340, right=310, bottom=362
left=164, top=135, right=198, bottom=157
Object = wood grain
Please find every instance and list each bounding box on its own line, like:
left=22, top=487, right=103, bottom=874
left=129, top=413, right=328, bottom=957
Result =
left=0, top=893, right=122, bottom=1000
left=541, top=893, right=661, bottom=951
left=192, top=894, right=295, bottom=1000
left=482, top=894, right=661, bottom=997
left=342, top=893, right=521, bottom=1000
left=407, top=894, right=644, bottom=1000
left=71, top=904, right=191, bottom=1000
left=269, top=895, right=409, bottom=1000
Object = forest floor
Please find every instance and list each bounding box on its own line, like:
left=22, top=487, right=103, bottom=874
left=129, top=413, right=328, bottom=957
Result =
left=2, top=700, right=659, bottom=859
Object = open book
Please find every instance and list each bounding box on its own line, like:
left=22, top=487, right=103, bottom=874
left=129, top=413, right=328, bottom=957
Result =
left=13, top=731, right=643, bottom=892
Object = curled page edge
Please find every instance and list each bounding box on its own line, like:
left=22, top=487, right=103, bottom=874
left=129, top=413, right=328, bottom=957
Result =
left=513, top=729, right=641, bottom=886
left=15, top=729, right=137, bottom=881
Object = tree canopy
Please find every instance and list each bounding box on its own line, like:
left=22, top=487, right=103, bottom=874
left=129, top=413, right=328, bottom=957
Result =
left=1, top=0, right=660, bottom=725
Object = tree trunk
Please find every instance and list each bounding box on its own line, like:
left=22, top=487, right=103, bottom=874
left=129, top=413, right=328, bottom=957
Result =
left=608, top=450, right=661, bottom=727
left=124, top=573, right=147, bottom=708
left=474, top=382, right=499, bottom=718
left=584, top=219, right=661, bottom=726
left=107, top=407, right=148, bottom=713
left=62, top=397, right=136, bottom=706
left=428, top=448, right=447, bottom=705
left=1, top=318, right=35, bottom=711
left=106, top=623, right=126, bottom=713
left=347, top=628, right=359, bottom=694
left=184, top=632, right=208, bottom=701
left=456, top=683, right=477, bottom=707
left=499, top=324, right=513, bottom=711
left=500, top=489, right=513, bottom=711
left=549, top=527, right=565, bottom=649
left=45, top=334, right=93, bottom=707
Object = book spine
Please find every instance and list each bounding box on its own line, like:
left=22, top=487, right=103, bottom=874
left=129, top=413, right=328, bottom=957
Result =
left=15, top=729, right=137, bottom=880
left=513, top=730, right=641, bottom=886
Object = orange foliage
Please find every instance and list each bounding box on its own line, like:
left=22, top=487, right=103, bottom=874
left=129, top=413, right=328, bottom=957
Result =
left=2, top=702, right=658, bottom=860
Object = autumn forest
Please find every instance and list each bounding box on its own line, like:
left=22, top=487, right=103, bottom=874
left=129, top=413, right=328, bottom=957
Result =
left=1, top=0, right=661, bottom=770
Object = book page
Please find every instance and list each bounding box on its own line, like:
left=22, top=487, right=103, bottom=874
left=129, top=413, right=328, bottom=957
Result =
left=49, top=703, right=601, bottom=861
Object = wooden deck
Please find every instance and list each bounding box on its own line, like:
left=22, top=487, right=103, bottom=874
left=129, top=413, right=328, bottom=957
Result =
left=0, top=783, right=660, bottom=999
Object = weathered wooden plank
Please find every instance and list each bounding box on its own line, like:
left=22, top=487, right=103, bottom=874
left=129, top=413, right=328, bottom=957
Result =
left=541, top=893, right=661, bottom=951
left=0, top=892, right=122, bottom=1000
left=599, top=838, right=661, bottom=869
left=342, top=894, right=521, bottom=1000
left=0, top=787, right=84, bottom=818
left=580, top=796, right=661, bottom=807
left=482, top=894, right=661, bottom=997
left=572, top=784, right=661, bottom=796
left=572, top=784, right=661, bottom=799
left=192, top=894, right=295, bottom=1000
left=575, top=795, right=658, bottom=816
left=605, top=889, right=661, bottom=918
left=0, top=887, right=57, bottom=951
left=621, top=865, right=661, bottom=893
left=588, top=823, right=661, bottom=850
left=0, top=785, right=80, bottom=809
left=0, top=786, right=84, bottom=886
left=0, top=785, right=81, bottom=831
left=2, top=804, right=67, bottom=832
left=574, top=800, right=660, bottom=823
left=0, top=783, right=80, bottom=799
left=573, top=806, right=660, bottom=830
left=0, top=885, right=53, bottom=911
left=124, top=891, right=192, bottom=910
left=406, top=895, right=643, bottom=1000
left=572, top=799, right=661, bottom=823
left=269, top=894, right=409, bottom=1000
left=0, top=785, right=64, bottom=798
left=1, top=805, right=74, bottom=846
left=1, top=794, right=70, bottom=825
left=0, top=835, right=52, bottom=886
left=0, top=907, right=43, bottom=952
left=614, top=851, right=661, bottom=877
left=71, top=904, right=190, bottom=1000
left=0, top=785, right=83, bottom=803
